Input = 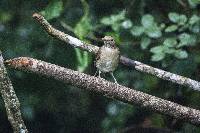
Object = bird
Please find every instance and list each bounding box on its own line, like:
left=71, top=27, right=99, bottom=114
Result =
left=95, top=36, right=120, bottom=83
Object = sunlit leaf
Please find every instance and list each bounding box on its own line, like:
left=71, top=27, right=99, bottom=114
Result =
left=168, top=12, right=187, bottom=25
left=189, top=15, right=200, bottom=25
left=168, top=12, right=180, bottom=23
left=130, top=26, right=144, bottom=36
left=150, top=45, right=164, bottom=53
left=121, top=20, right=133, bottom=29
left=174, top=50, right=188, bottom=59
left=141, top=14, right=154, bottom=28
left=165, top=25, right=178, bottom=32
left=177, top=33, right=196, bottom=47
left=145, top=24, right=162, bottom=38
left=163, top=38, right=177, bottom=47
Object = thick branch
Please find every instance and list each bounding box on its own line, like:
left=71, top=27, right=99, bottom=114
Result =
left=0, top=53, right=28, bottom=133
left=5, top=57, right=200, bottom=125
left=32, top=13, right=200, bottom=91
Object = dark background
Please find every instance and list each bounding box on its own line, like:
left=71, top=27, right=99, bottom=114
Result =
left=0, top=0, right=200, bottom=132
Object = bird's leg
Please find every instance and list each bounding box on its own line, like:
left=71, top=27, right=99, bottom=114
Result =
left=94, top=70, right=98, bottom=77
left=110, top=72, right=118, bottom=84
left=98, top=70, right=101, bottom=78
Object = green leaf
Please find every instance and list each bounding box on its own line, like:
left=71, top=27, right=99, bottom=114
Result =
left=110, top=10, right=125, bottom=23
left=163, top=38, right=177, bottom=47
left=40, top=0, right=63, bottom=20
left=121, top=20, right=133, bottom=29
left=168, top=12, right=187, bottom=25
left=164, top=47, right=175, bottom=54
left=130, top=26, right=144, bottom=36
left=168, top=12, right=180, bottom=23
left=174, top=50, right=188, bottom=59
left=151, top=53, right=165, bottom=61
left=150, top=45, right=164, bottom=54
left=75, top=48, right=89, bottom=72
left=177, top=33, right=196, bottom=47
left=189, top=15, right=200, bottom=25
left=190, top=24, right=200, bottom=33
left=188, top=0, right=200, bottom=7
left=145, top=24, right=162, bottom=38
left=141, top=37, right=151, bottom=49
left=74, top=0, right=92, bottom=39
left=141, top=14, right=154, bottom=28
left=74, top=17, right=92, bottom=39
left=179, top=15, right=187, bottom=25
left=101, top=17, right=112, bottom=25
left=112, top=23, right=121, bottom=32
left=100, top=11, right=125, bottom=26
left=165, top=25, right=178, bottom=32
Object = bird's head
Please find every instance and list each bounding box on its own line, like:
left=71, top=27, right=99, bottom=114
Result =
left=102, top=36, right=116, bottom=48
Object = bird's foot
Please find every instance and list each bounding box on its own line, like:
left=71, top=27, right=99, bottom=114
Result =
left=110, top=72, right=118, bottom=84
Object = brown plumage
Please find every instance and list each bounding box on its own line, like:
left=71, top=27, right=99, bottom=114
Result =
left=95, top=36, right=120, bottom=83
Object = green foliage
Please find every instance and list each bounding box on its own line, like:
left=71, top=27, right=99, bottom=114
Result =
left=74, top=0, right=92, bottom=39
left=141, top=14, right=154, bottom=28
left=101, top=10, right=200, bottom=61
left=40, top=0, right=63, bottom=20
left=168, top=12, right=187, bottom=25
left=165, top=25, right=178, bottom=32
left=74, top=0, right=92, bottom=72
left=163, top=38, right=177, bottom=47
left=141, top=37, right=151, bottom=49
left=101, top=10, right=126, bottom=32
left=188, top=0, right=200, bottom=7
left=150, top=46, right=165, bottom=61
left=174, top=50, right=188, bottom=59
left=131, top=26, right=144, bottom=36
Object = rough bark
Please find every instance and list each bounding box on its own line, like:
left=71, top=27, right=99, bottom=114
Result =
left=5, top=57, right=200, bottom=126
left=32, top=13, right=200, bottom=91
left=0, top=52, right=28, bottom=133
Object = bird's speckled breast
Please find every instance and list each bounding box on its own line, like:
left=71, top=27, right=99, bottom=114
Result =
left=96, top=46, right=120, bottom=72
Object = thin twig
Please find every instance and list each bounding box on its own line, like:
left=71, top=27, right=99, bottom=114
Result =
left=32, top=13, right=200, bottom=91
left=0, top=52, right=28, bottom=133
left=4, top=57, right=200, bottom=125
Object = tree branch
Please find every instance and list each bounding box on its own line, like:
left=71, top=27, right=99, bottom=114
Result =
left=32, top=13, right=200, bottom=91
left=0, top=52, right=28, bottom=133
left=5, top=57, right=200, bottom=126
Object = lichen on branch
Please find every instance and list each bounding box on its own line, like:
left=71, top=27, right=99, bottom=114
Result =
left=5, top=57, right=200, bottom=126
left=0, top=52, right=28, bottom=133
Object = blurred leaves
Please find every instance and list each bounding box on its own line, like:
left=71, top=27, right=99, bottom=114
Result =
left=101, top=10, right=126, bottom=32
left=40, top=0, right=63, bottom=20
left=102, top=10, right=200, bottom=61
left=74, top=0, right=92, bottom=72
left=168, top=12, right=187, bottom=25
left=141, top=37, right=151, bottom=49
left=165, top=25, right=178, bottom=32
left=0, top=11, right=12, bottom=23
left=174, top=50, right=188, bottom=59
left=131, top=26, right=144, bottom=36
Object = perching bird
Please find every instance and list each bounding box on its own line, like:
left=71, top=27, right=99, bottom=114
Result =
left=95, top=36, right=120, bottom=83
